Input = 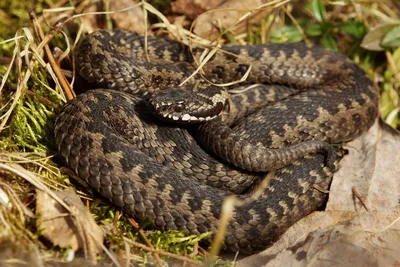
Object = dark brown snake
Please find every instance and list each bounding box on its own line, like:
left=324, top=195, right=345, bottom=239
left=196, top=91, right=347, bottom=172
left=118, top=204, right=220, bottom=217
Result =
left=54, top=30, right=379, bottom=253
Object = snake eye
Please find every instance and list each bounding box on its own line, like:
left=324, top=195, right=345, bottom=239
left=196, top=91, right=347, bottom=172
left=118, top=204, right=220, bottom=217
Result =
left=174, top=103, right=185, bottom=113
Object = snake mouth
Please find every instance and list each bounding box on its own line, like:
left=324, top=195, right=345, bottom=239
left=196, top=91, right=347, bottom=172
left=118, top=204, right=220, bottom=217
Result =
left=148, top=86, right=228, bottom=123
left=151, top=101, right=219, bottom=122
left=163, top=112, right=219, bottom=122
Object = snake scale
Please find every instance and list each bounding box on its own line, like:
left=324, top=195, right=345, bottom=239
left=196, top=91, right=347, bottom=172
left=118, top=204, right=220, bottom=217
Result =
left=54, top=30, right=378, bottom=253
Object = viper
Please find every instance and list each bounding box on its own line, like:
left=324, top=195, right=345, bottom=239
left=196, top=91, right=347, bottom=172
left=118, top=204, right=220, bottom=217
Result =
left=54, top=30, right=378, bottom=253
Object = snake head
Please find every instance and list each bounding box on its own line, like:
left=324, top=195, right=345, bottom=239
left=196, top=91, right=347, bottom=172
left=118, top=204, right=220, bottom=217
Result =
left=149, top=87, right=229, bottom=123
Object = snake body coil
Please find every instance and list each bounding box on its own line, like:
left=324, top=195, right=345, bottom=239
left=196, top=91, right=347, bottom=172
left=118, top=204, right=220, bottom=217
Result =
left=55, top=30, right=378, bottom=253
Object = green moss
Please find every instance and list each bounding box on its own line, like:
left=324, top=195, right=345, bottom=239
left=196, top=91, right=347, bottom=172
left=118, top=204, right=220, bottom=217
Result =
left=148, top=230, right=211, bottom=256
left=11, top=96, right=55, bottom=152
left=0, top=0, right=47, bottom=42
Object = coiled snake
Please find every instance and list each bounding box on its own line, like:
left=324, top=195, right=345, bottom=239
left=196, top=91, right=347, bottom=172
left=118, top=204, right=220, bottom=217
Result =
left=54, top=30, right=378, bottom=253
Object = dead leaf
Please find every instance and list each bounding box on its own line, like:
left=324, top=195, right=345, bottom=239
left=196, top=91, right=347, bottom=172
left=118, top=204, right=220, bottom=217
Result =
left=0, top=237, right=43, bottom=266
left=36, top=188, right=104, bottom=262
left=238, top=208, right=400, bottom=266
left=171, top=0, right=226, bottom=19
left=328, top=119, right=400, bottom=212
left=79, top=0, right=146, bottom=34
left=192, top=0, right=273, bottom=40
left=237, top=119, right=400, bottom=266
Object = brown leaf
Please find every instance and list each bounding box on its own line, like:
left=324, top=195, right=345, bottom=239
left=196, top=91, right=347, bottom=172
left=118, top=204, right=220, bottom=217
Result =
left=239, top=208, right=400, bottom=266
left=171, top=0, right=226, bottom=19
left=237, top=120, right=400, bottom=266
left=327, top=119, right=400, bottom=212
left=192, top=0, right=273, bottom=40
left=0, top=237, right=43, bottom=266
left=36, top=188, right=104, bottom=261
left=79, top=0, right=146, bottom=34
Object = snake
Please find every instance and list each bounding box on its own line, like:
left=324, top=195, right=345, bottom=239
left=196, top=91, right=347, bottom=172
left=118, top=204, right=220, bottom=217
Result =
left=54, top=30, right=379, bottom=254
